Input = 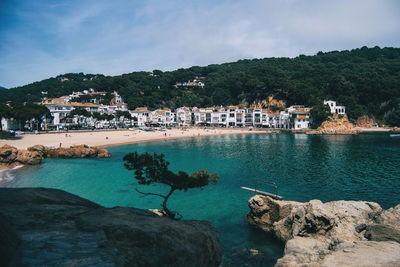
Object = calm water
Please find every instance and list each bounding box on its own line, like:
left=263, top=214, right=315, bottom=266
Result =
left=4, top=133, right=400, bottom=266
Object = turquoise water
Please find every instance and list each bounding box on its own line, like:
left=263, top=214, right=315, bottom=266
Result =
left=4, top=133, right=400, bottom=266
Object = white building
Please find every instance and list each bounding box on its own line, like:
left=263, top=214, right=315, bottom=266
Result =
left=1, top=118, right=20, bottom=131
left=150, top=108, right=173, bottom=126
left=175, top=107, right=192, bottom=126
left=130, top=107, right=150, bottom=126
left=280, top=105, right=312, bottom=130
left=324, top=100, right=346, bottom=114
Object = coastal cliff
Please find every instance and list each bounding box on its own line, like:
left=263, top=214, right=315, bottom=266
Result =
left=0, top=144, right=110, bottom=168
left=0, top=188, right=221, bottom=266
left=247, top=195, right=400, bottom=267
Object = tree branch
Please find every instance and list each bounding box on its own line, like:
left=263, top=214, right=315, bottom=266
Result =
left=135, top=188, right=166, bottom=199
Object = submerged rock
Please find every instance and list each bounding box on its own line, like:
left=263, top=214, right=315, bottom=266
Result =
left=0, top=188, right=221, bottom=267
left=247, top=195, right=400, bottom=266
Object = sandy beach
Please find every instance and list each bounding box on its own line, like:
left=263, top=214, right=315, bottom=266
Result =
left=0, top=128, right=264, bottom=150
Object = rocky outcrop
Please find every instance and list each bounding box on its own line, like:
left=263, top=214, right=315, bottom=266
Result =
left=0, top=188, right=222, bottom=267
left=308, top=114, right=357, bottom=134
left=247, top=195, right=400, bottom=266
left=0, top=144, right=110, bottom=168
left=46, top=145, right=110, bottom=159
left=355, top=115, right=376, bottom=128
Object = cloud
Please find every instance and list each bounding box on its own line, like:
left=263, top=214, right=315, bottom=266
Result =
left=0, top=0, right=399, bottom=88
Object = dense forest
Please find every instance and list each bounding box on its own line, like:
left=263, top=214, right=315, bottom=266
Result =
left=1, top=46, right=400, bottom=125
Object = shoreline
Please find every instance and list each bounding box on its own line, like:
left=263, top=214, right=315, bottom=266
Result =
left=0, top=165, right=23, bottom=186
left=0, top=128, right=266, bottom=150
left=0, top=127, right=394, bottom=150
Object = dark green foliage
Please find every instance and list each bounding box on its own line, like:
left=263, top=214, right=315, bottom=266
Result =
left=310, top=103, right=331, bottom=128
left=381, top=98, right=400, bottom=126
left=1, top=47, right=400, bottom=123
left=123, top=152, right=219, bottom=219
left=115, top=110, right=132, bottom=119
left=67, top=108, right=91, bottom=118
left=92, top=112, right=114, bottom=121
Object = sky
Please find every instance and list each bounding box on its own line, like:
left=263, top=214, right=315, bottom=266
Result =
left=0, top=0, right=399, bottom=88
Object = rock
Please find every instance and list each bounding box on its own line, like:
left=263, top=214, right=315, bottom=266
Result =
left=16, top=150, right=44, bottom=165
left=355, top=115, right=375, bottom=128
left=310, top=114, right=357, bottom=134
left=0, top=214, right=20, bottom=267
left=97, top=148, right=111, bottom=158
left=364, top=224, right=400, bottom=242
left=320, top=241, right=400, bottom=267
left=0, top=145, right=110, bottom=169
left=377, top=204, right=400, bottom=231
left=224, top=247, right=278, bottom=267
left=27, top=145, right=47, bottom=156
left=0, top=188, right=221, bottom=267
left=247, top=195, right=399, bottom=266
left=0, top=144, right=18, bottom=164
left=46, top=145, right=110, bottom=159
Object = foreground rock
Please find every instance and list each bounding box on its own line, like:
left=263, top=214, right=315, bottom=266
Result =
left=0, top=144, right=110, bottom=168
left=247, top=195, right=400, bottom=267
left=0, top=188, right=221, bottom=267
left=308, top=114, right=357, bottom=134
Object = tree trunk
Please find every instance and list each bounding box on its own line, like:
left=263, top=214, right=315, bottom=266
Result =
left=162, top=188, right=176, bottom=219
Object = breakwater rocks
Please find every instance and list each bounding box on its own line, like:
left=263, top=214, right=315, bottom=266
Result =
left=0, top=144, right=110, bottom=167
left=0, top=188, right=221, bottom=266
left=247, top=195, right=400, bottom=267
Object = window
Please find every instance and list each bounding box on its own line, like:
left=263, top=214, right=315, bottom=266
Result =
left=229, top=113, right=235, bottom=117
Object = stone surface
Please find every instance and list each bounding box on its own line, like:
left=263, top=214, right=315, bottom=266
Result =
left=308, top=114, right=357, bottom=134
left=46, top=145, right=110, bottom=159
left=0, top=144, right=18, bottom=164
left=0, top=144, right=110, bottom=168
left=247, top=195, right=400, bottom=266
left=0, top=214, right=19, bottom=267
left=16, top=150, right=44, bottom=165
left=0, top=188, right=221, bottom=267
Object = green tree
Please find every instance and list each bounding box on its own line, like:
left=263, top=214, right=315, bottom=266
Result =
left=310, top=102, right=331, bottom=128
left=123, top=152, right=219, bottom=220
left=0, top=103, right=11, bottom=131
left=115, top=110, right=132, bottom=120
left=67, top=108, right=91, bottom=118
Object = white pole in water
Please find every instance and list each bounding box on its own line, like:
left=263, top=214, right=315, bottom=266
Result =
left=240, top=186, right=283, bottom=200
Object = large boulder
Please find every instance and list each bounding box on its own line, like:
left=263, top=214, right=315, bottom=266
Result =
left=0, top=144, right=18, bottom=164
left=16, top=150, right=44, bottom=165
left=247, top=195, right=400, bottom=266
left=27, top=145, right=47, bottom=157
left=0, top=188, right=221, bottom=267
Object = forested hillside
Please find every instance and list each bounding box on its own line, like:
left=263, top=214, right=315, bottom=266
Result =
left=1, top=46, right=399, bottom=123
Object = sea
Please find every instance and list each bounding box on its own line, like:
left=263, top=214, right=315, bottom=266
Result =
left=3, top=133, right=400, bottom=266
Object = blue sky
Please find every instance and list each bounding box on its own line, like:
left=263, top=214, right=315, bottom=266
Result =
left=0, top=0, right=399, bottom=88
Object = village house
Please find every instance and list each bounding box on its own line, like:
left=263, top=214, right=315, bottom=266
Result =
left=130, top=107, right=150, bottom=126
left=324, top=100, right=346, bottom=114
